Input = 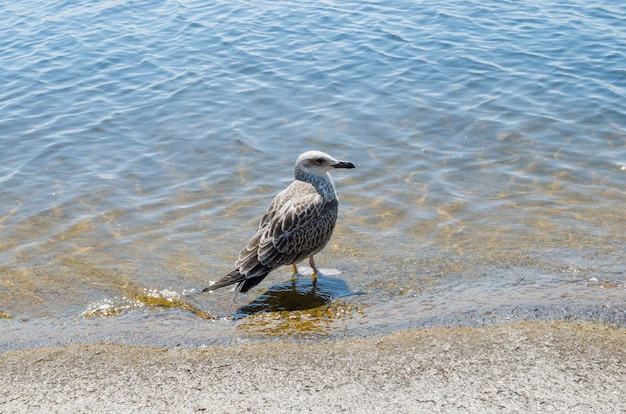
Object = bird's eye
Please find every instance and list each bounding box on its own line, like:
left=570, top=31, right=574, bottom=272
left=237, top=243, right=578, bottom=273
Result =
left=316, top=158, right=324, bottom=164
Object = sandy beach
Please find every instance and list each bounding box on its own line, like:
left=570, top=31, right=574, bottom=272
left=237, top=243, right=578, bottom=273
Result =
left=1, top=321, right=624, bottom=413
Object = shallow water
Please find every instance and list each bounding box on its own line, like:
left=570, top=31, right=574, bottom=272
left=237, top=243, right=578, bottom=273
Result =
left=1, top=0, right=625, bottom=350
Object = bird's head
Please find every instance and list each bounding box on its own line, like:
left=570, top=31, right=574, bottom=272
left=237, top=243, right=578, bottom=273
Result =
left=294, top=150, right=355, bottom=178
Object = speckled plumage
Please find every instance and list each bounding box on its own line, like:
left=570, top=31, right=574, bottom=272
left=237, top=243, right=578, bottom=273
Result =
left=203, top=151, right=354, bottom=295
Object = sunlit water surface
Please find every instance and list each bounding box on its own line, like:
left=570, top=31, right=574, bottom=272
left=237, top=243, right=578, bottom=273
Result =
left=1, top=0, right=625, bottom=350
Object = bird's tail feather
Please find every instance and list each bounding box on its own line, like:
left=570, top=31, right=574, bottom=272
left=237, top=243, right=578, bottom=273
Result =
left=238, top=273, right=269, bottom=293
left=202, top=269, right=245, bottom=292
left=202, top=264, right=271, bottom=295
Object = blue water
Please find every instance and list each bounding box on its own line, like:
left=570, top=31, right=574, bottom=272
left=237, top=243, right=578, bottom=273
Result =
left=1, top=0, right=625, bottom=350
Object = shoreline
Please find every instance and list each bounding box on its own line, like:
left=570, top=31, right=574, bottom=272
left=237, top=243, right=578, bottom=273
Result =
left=1, top=320, right=624, bottom=413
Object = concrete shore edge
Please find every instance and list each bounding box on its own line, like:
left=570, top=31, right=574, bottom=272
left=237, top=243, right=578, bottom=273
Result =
left=1, top=321, right=624, bottom=413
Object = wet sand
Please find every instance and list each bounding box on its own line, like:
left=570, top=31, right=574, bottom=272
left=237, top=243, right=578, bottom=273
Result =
left=1, top=321, right=624, bottom=413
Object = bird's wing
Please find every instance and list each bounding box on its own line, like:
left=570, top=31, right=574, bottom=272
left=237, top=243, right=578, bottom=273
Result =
left=256, top=191, right=325, bottom=266
left=234, top=182, right=323, bottom=273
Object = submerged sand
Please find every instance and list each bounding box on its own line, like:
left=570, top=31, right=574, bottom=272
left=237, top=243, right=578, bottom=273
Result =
left=1, top=321, right=624, bottom=413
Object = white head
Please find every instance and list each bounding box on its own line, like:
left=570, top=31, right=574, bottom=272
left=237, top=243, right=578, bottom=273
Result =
left=294, top=150, right=355, bottom=179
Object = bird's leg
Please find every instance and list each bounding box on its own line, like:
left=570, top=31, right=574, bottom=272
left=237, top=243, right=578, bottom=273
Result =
left=290, top=264, right=298, bottom=281
left=309, top=256, right=319, bottom=281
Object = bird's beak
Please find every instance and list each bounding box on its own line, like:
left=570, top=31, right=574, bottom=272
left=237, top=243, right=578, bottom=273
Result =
left=333, top=160, right=355, bottom=169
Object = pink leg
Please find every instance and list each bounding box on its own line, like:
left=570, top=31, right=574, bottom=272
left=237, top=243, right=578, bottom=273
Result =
left=308, top=256, right=319, bottom=280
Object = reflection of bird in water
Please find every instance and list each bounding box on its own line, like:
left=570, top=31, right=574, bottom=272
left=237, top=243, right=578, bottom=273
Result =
left=202, top=150, right=355, bottom=297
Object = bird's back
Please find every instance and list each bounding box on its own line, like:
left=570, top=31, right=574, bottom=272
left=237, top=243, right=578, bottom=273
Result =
left=237, top=179, right=338, bottom=273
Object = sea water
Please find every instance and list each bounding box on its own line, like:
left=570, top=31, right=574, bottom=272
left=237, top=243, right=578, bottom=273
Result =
left=1, top=0, right=624, bottom=350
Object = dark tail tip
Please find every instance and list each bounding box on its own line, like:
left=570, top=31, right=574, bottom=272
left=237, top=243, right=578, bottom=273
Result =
left=202, top=269, right=245, bottom=293
left=238, top=274, right=268, bottom=293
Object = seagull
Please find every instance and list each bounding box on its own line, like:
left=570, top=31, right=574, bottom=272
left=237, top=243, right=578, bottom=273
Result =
left=203, top=150, right=355, bottom=296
